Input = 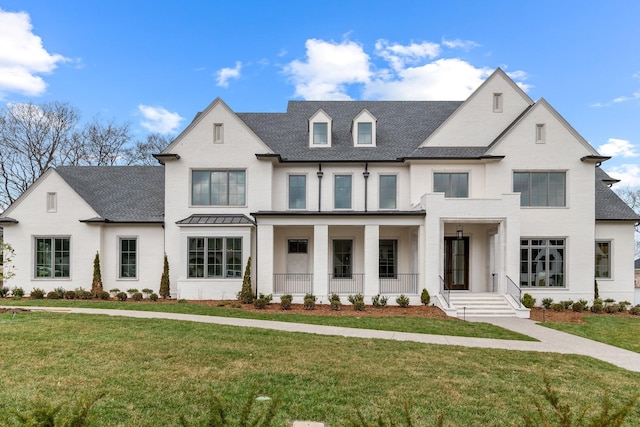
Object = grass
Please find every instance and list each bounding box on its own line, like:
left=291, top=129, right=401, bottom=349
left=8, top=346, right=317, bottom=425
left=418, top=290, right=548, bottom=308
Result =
left=0, top=299, right=535, bottom=341
left=541, top=315, right=640, bottom=353
left=0, top=311, right=639, bottom=426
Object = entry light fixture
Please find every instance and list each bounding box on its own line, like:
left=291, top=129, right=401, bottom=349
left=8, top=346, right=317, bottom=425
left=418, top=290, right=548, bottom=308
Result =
left=456, top=225, right=463, bottom=240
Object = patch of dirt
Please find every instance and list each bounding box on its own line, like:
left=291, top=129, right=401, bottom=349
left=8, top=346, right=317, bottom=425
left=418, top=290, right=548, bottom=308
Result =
left=0, top=307, right=30, bottom=314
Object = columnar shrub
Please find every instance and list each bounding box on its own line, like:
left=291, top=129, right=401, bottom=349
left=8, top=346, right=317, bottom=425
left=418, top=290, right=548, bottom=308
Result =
left=372, top=294, right=388, bottom=308
left=91, top=251, right=103, bottom=298
left=348, top=293, right=365, bottom=311
left=237, top=256, right=254, bottom=304
left=280, top=294, right=292, bottom=310
left=396, top=294, right=410, bottom=308
left=303, top=293, right=316, bottom=310
left=521, top=293, right=535, bottom=309
left=420, top=288, right=431, bottom=305
left=159, top=254, right=171, bottom=299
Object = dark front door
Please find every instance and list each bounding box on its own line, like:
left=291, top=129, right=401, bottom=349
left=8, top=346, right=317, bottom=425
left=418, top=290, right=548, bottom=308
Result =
left=444, top=237, right=469, bottom=290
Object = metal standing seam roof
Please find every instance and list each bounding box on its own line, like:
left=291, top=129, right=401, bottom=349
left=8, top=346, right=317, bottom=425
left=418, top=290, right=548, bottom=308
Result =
left=595, top=167, right=640, bottom=221
left=56, top=166, right=165, bottom=223
left=176, top=214, right=255, bottom=225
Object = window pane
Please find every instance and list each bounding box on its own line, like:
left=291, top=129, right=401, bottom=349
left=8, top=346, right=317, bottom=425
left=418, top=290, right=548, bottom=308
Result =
left=358, top=122, right=372, bottom=144
left=514, top=172, right=566, bottom=207
left=188, top=238, right=205, bottom=278
left=520, top=238, right=565, bottom=287
left=313, top=123, right=328, bottom=144
left=513, top=172, right=530, bottom=206
left=334, top=175, right=352, bottom=209
left=120, top=238, right=137, bottom=278
left=333, top=240, right=352, bottom=278
left=289, top=175, right=306, bottom=209
left=379, top=175, right=396, bottom=209
left=225, top=238, right=242, bottom=278
left=595, top=242, right=610, bottom=278
left=434, top=173, right=468, bottom=198
left=548, top=172, right=566, bottom=206
left=379, top=240, right=397, bottom=278
left=288, top=239, right=308, bottom=254
left=192, top=171, right=210, bottom=205
left=207, top=238, right=223, bottom=278
left=530, top=173, right=548, bottom=206
left=193, top=170, right=245, bottom=206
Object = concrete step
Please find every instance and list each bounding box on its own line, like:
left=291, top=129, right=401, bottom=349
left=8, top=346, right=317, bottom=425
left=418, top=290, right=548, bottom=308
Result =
left=449, top=294, right=516, bottom=318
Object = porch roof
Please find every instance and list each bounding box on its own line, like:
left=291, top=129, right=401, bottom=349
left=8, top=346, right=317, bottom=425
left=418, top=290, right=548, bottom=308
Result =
left=251, top=210, right=425, bottom=217
left=176, top=214, right=256, bottom=225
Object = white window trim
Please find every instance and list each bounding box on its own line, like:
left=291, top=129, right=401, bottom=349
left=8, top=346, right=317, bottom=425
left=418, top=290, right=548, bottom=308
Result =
left=378, top=173, right=398, bottom=210
left=287, top=173, right=308, bottom=210
left=213, top=123, right=224, bottom=144
left=352, top=109, right=377, bottom=147
left=595, top=240, right=613, bottom=280
left=309, top=109, right=332, bottom=147
left=118, top=236, right=139, bottom=281
left=333, top=173, right=353, bottom=210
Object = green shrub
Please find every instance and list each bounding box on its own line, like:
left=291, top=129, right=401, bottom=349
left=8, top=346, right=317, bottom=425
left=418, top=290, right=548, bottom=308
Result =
left=521, top=293, right=535, bottom=309
left=348, top=293, right=365, bottom=311
left=99, top=290, right=110, bottom=300
left=618, top=300, right=631, bottom=312
left=630, top=305, right=640, bottom=315
left=591, top=301, right=603, bottom=313
left=577, top=299, right=589, bottom=311
left=372, top=294, right=388, bottom=308
left=64, top=290, right=76, bottom=300
left=75, top=287, right=92, bottom=300
left=303, top=293, right=316, bottom=310
left=142, top=288, right=153, bottom=297
left=11, top=287, right=24, bottom=298
left=46, top=291, right=59, bottom=299
left=280, top=294, right=292, bottom=310
left=126, top=288, right=139, bottom=294
left=236, top=256, right=254, bottom=304
left=329, top=293, right=342, bottom=311
left=541, top=297, right=553, bottom=309
left=110, top=288, right=120, bottom=296
left=253, top=293, right=272, bottom=309
left=0, top=286, right=8, bottom=297
left=132, top=292, right=143, bottom=302
left=30, top=288, right=45, bottom=299
left=5, top=392, right=105, bottom=427
left=604, top=298, right=616, bottom=305
left=604, top=303, right=620, bottom=314
left=116, top=292, right=127, bottom=301
left=396, top=294, right=410, bottom=308
left=420, top=288, right=430, bottom=305
left=159, top=254, right=171, bottom=299
left=560, top=300, right=573, bottom=309
left=91, top=251, right=103, bottom=298
left=551, top=303, right=565, bottom=312
left=150, top=293, right=159, bottom=302
left=571, top=301, right=584, bottom=312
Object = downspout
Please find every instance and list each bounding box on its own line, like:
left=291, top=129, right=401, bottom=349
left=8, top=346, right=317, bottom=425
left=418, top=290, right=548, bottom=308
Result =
left=317, top=163, right=323, bottom=212
left=363, top=163, right=370, bottom=212
left=253, top=216, right=258, bottom=298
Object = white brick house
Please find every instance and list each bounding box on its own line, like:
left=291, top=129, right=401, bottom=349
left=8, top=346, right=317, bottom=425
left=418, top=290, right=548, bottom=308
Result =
left=2, top=69, right=638, bottom=316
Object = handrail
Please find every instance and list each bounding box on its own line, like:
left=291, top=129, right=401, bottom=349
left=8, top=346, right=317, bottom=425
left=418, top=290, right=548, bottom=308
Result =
left=439, top=275, right=450, bottom=307
left=506, top=275, right=522, bottom=308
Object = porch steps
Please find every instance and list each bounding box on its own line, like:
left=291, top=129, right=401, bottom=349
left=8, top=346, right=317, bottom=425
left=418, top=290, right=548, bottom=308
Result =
left=449, top=294, right=516, bottom=318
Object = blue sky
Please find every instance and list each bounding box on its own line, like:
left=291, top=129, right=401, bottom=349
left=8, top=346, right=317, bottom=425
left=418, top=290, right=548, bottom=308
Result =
left=1, top=0, right=640, bottom=185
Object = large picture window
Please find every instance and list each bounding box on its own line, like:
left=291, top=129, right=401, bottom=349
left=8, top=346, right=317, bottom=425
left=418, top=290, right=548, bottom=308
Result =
left=35, top=237, right=70, bottom=278
left=289, top=175, right=306, bottom=209
left=119, top=238, right=137, bottom=279
left=520, top=239, right=565, bottom=287
left=192, top=170, right=246, bottom=206
left=334, top=175, right=352, bottom=209
left=379, top=240, right=397, bottom=279
left=513, top=172, right=565, bottom=207
left=434, top=173, right=468, bottom=198
left=188, top=237, right=242, bottom=279
left=595, top=241, right=611, bottom=279
left=379, top=175, right=397, bottom=209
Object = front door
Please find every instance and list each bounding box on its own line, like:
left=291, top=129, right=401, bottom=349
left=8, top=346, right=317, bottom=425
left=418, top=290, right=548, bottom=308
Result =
left=444, top=237, right=469, bottom=290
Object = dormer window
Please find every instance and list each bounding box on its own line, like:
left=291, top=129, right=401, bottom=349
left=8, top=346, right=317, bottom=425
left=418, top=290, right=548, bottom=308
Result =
left=309, top=109, right=332, bottom=147
left=352, top=108, right=377, bottom=147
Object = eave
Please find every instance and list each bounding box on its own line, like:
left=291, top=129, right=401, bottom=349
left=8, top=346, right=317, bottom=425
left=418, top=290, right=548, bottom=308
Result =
left=152, top=153, right=181, bottom=165
left=581, top=155, right=611, bottom=164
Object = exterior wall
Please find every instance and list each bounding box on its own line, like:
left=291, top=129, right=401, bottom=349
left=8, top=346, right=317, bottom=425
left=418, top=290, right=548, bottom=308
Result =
left=2, top=171, right=101, bottom=294
left=163, top=100, right=271, bottom=299
left=595, top=222, right=637, bottom=303
left=409, top=162, right=488, bottom=206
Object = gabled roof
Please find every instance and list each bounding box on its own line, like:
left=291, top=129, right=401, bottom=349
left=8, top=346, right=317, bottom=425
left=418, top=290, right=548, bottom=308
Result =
left=238, top=101, right=462, bottom=162
left=56, top=166, right=165, bottom=223
left=635, top=258, right=640, bottom=269
left=595, top=167, right=640, bottom=221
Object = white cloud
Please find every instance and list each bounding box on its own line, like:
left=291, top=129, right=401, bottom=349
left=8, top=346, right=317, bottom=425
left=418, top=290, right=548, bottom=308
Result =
left=597, top=138, right=639, bottom=158
left=283, top=37, right=527, bottom=101
left=216, top=61, right=242, bottom=88
left=0, top=8, right=68, bottom=98
left=138, top=105, right=183, bottom=134
left=606, top=164, right=640, bottom=188
left=283, top=38, right=371, bottom=100
left=441, top=38, right=480, bottom=50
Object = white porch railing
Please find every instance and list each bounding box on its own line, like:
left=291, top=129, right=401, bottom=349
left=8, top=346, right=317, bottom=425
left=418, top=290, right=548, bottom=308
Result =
left=379, top=273, right=419, bottom=294
left=273, top=273, right=313, bottom=295
left=328, top=273, right=364, bottom=294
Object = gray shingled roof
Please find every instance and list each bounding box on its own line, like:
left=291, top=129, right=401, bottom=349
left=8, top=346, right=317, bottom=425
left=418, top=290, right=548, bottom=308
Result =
left=595, top=168, right=640, bottom=221
left=56, top=166, right=164, bottom=223
left=237, top=101, right=463, bottom=162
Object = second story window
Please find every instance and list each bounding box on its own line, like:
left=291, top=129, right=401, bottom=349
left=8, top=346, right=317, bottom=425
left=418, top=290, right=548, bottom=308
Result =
left=357, top=122, right=372, bottom=145
left=379, top=175, right=397, bottom=209
left=288, top=175, right=306, bottom=209
left=513, top=171, right=565, bottom=207
left=434, top=173, right=469, bottom=198
left=313, top=122, right=328, bottom=145
left=334, top=175, right=352, bottom=209
left=192, top=170, right=246, bottom=206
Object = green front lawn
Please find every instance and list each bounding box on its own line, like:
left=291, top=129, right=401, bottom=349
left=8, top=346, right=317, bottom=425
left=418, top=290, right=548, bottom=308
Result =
left=0, top=312, right=638, bottom=426
left=1, top=299, right=535, bottom=341
left=541, top=315, right=640, bottom=353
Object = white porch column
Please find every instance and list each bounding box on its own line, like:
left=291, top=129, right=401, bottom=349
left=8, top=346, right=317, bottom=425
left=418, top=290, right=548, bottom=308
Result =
left=364, top=224, right=379, bottom=297
left=313, top=224, right=329, bottom=298
left=257, top=224, right=274, bottom=295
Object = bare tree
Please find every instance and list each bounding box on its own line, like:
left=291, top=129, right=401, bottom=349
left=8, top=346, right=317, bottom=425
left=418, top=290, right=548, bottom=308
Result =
left=615, top=186, right=640, bottom=257
left=123, top=133, right=173, bottom=165
left=70, top=117, right=132, bottom=166
left=0, top=102, right=80, bottom=207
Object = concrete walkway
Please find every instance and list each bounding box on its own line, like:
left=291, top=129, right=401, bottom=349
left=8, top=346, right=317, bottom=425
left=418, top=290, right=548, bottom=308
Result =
left=10, top=306, right=640, bottom=373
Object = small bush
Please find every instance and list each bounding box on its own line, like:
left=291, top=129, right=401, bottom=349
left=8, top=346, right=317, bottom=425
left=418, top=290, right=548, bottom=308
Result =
left=30, top=288, right=45, bottom=299
left=577, top=299, right=589, bottom=311
left=551, top=303, right=565, bottom=312
left=280, top=294, right=292, bottom=310
left=541, top=298, right=553, bottom=309
left=150, top=293, right=159, bottom=302
left=253, top=293, right=272, bottom=309
left=99, top=290, right=110, bottom=300
left=142, top=288, right=153, bottom=297
left=64, top=290, right=76, bottom=300
left=329, top=293, right=342, bottom=311
left=571, top=301, right=584, bottom=312
left=303, top=293, right=316, bottom=310
left=396, top=294, right=410, bottom=308
left=372, top=294, right=388, bottom=308
left=629, top=305, right=640, bottom=315
left=560, top=300, right=573, bottom=310
left=618, top=300, right=631, bottom=312
left=604, top=303, right=620, bottom=314
left=0, top=286, right=9, bottom=297
left=591, top=302, right=603, bottom=313
left=348, top=293, right=365, bottom=311
left=420, top=288, right=430, bottom=305
left=126, top=288, right=139, bottom=295
left=46, top=291, right=59, bottom=299
left=11, top=287, right=25, bottom=298
left=110, top=288, right=120, bottom=296
left=75, top=287, right=92, bottom=300
left=521, top=293, right=535, bottom=309
left=116, top=292, right=128, bottom=301
left=132, top=292, right=143, bottom=302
